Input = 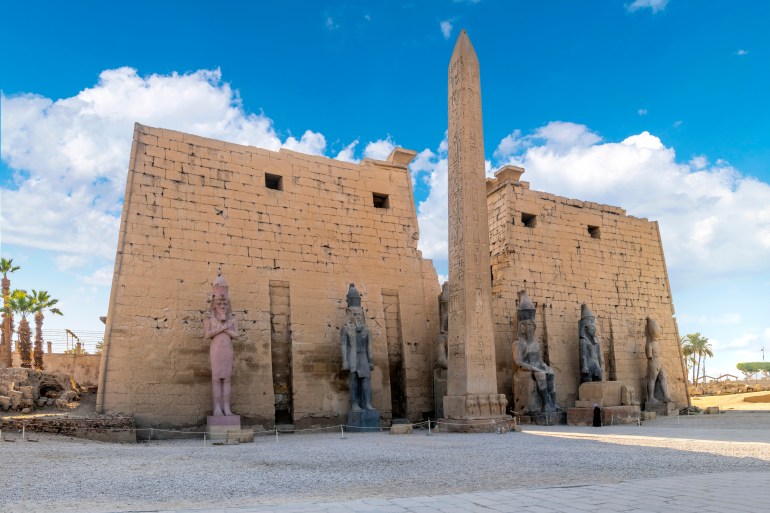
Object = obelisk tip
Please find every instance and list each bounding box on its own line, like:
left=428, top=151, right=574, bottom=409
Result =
left=451, top=29, right=477, bottom=61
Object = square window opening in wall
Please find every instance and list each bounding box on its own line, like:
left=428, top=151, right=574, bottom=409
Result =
left=372, top=192, right=390, bottom=209
left=521, top=212, right=537, bottom=228
left=265, top=173, right=283, bottom=191
left=588, top=225, right=601, bottom=239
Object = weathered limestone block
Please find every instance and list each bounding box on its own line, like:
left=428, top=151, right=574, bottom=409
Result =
left=0, top=396, right=10, bottom=411
left=9, top=390, right=22, bottom=409
left=206, top=414, right=241, bottom=441
left=389, top=423, right=413, bottom=434
left=567, top=405, right=640, bottom=426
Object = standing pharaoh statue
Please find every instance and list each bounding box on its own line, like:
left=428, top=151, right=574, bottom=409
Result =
left=341, top=284, right=374, bottom=412
left=645, top=317, right=672, bottom=404
left=513, top=291, right=558, bottom=413
left=578, top=304, right=603, bottom=384
left=203, top=273, right=238, bottom=417
left=433, top=282, right=449, bottom=418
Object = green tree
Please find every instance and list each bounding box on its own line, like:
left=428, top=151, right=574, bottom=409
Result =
left=30, top=290, right=63, bottom=370
left=737, top=362, right=770, bottom=380
left=9, top=290, right=34, bottom=368
left=681, top=337, right=696, bottom=384
left=681, top=333, right=712, bottom=385
left=0, top=258, right=21, bottom=367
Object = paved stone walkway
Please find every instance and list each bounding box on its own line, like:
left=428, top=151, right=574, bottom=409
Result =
left=155, top=471, right=770, bottom=513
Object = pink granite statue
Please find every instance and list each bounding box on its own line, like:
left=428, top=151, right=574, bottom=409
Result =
left=204, top=273, right=238, bottom=416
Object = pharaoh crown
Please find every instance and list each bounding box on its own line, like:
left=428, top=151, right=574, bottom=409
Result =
left=346, top=283, right=361, bottom=308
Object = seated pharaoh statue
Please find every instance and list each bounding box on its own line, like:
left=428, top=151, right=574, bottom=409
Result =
left=578, top=304, right=603, bottom=384
left=512, top=291, right=558, bottom=414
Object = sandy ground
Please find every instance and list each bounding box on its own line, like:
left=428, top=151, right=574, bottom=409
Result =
left=691, top=390, right=770, bottom=411
left=1, top=412, right=769, bottom=513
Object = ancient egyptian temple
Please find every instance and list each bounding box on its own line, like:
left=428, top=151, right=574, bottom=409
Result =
left=97, top=31, right=688, bottom=430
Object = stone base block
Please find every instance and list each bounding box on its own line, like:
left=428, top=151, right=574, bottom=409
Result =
left=225, top=429, right=254, bottom=444
left=438, top=415, right=514, bottom=433
left=567, top=405, right=641, bottom=426
left=578, top=381, right=624, bottom=407
left=513, top=372, right=542, bottom=415
left=704, top=406, right=720, bottom=414
left=206, top=415, right=241, bottom=441
left=645, top=401, right=677, bottom=416
left=389, top=423, right=413, bottom=435
left=518, top=411, right=566, bottom=426
left=346, top=409, right=380, bottom=433
left=641, top=411, right=657, bottom=421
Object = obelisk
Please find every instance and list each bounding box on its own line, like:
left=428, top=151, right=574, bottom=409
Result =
left=443, top=30, right=509, bottom=429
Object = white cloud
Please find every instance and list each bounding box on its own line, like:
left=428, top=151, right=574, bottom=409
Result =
left=627, top=0, right=669, bottom=14
left=335, top=140, right=360, bottom=163
left=416, top=122, right=770, bottom=283
left=735, top=49, right=748, bottom=56
left=416, top=140, right=449, bottom=262
left=678, top=312, right=742, bottom=326
left=55, top=254, right=90, bottom=271
left=689, top=155, right=708, bottom=170
left=363, top=137, right=396, bottom=160
left=326, top=17, right=339, bottom=30
left=410, top=148, right=438, bottom=178
left=440, top=20, right=453, bottom=40
left=495, top=124, right=770, bottom=278
left=638, top=108, right=648, bottom=116
left=725, top=333, right=758, bottom=350
left=282, top=130, right=327, bottom=155
left=0, top=67, right=383, bottom=264
left=80, top=265, right=114, bottom=286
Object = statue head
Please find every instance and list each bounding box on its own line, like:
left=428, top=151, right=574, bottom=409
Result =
left=518, top=290, right=535, bottom=322
left=346, top=284, right=366, bottom=331
left=579, top=304, right=597, bottom=341
left=517, top=290, right=536, bottom=340
left=210, top=273, right=232, bottom=321
left=646, top=317, right=661, bottom=340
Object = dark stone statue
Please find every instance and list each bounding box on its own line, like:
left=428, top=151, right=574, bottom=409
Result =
left=341, top=284, right=374, bottom=412
left=646, top=317, right=671, bottom=403
left=513, top=291, right=558, bottom=413
left=579, top=304, right=603, bottom=384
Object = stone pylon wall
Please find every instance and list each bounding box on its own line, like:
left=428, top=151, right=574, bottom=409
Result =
left=98, top=124, right=440, bottom=429
left=487, top=170, right=688, bottom=409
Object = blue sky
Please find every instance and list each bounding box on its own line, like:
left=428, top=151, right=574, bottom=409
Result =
left=2, top=0, right=769, bottom=376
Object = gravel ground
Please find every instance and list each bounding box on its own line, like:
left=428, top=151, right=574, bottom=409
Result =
left=2, top=413, right=769, bottom=513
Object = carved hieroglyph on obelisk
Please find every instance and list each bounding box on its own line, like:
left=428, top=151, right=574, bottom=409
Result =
left=443, top=30, right=506, bottom=424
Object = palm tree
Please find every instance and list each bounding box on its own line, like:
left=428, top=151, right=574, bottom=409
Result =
left=682, top=333, right=712, bottom=385
left=0, top=258, right=21, bottom=367
left=698, top=340, right=714, bottom=383
left=681, top=337, right=695, bottom=384
left=30, top=290, right=63, bottom=370
left=9, top=290, right=34, bottom=368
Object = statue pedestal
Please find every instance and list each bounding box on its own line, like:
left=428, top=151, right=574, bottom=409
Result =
left=567, top=405, right=640, bottom=426
left=568, top=381, right=641, bottom=426
left=645, top=400, right=678, bottom=416
left=207, top=415, right=241, bottom=441
left=575, top=382, right=625, bottom=407
left=346, top=409, right=381, bottom=433
left=438, top=415, right=515, bottom=433
left=518, top=411, right=566, bottom=426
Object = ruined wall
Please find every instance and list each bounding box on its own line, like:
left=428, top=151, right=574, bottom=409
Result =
left=12, top=353, right=101, bottom=386
left=488, top=167, right=688, bottom=409
left=99, top=123, right=440, bottom=429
